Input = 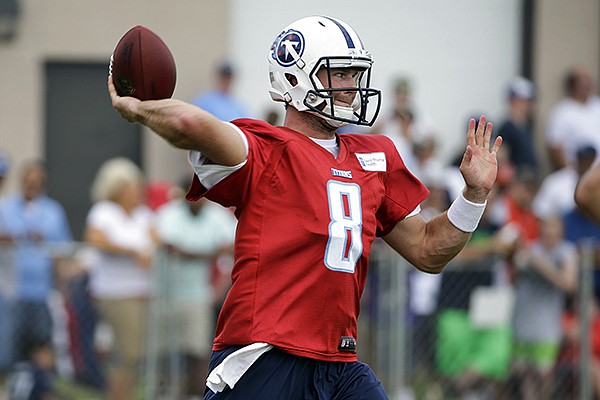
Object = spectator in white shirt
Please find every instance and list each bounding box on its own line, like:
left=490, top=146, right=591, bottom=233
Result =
left=546, top=66, right=600, bottom=171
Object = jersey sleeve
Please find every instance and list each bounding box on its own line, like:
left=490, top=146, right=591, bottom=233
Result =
left=185, top=119, right=279, bottom=210
left=187, top=122, right=249, bottom=190
left=376, top=139, right=430, bottom=236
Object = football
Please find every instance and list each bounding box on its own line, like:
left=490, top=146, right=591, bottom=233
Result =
left=110, top=25, right=176, bottom=100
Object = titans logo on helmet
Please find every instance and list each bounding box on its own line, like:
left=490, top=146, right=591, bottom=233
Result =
left=271, top=29, right=305, bottom=67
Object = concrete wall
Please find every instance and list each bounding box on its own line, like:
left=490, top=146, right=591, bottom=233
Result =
left=0, top=0, right=228, bottom=192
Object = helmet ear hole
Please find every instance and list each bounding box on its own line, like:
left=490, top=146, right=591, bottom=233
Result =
left=285, top=73, right=298, bottom=87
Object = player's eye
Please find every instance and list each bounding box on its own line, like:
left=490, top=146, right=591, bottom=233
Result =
left=333, top=70, right=361, bottom=83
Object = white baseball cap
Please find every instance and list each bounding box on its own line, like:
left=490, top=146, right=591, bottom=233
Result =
left=508, top=76, right=536, bottom=100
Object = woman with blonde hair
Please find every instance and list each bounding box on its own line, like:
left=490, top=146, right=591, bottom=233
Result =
left=85, top=157, right=156, bottom=400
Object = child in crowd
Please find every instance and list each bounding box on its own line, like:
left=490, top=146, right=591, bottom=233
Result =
left=6, top=338, right=57, bottom=400
left=511, top=215, right=578, bottom=400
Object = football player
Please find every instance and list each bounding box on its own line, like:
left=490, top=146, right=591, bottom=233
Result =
left=109, top=15, right=502, bottom=400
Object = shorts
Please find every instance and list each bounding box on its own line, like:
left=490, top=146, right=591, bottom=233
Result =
left=95, top=297, right=148, bottom=368
left=436, top=309, right=512, bottom=379
left=203, top=346, right=389, bottom=400
left=12, top=301, right=53, bottom=363
left=513, top=341, right=560, bottom=372
left=177, top=300, right=214, bottom=356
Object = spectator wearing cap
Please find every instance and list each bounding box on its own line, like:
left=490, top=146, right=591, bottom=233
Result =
left=533, top=145, right=597, bottom=219
left=494, top=76, right=539, bottom=176
left=190, top=61, right=251, bottom=122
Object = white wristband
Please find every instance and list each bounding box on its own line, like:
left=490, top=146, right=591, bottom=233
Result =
left=447, top=192, right=487, bottom=233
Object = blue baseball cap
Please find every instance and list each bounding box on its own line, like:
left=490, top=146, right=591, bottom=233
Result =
left=576, top=145, right=597, bottom=160
left=218, top=62, right=234, bottom=76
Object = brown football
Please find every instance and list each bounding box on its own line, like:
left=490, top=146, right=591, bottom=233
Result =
left=110, top=25, right=176, bottom=100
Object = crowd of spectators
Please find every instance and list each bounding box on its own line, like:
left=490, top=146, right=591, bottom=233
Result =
left=373, top=66, right=600, bottom=399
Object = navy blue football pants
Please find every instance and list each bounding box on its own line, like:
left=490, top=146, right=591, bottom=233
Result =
left=203, top=346, right=388, bottom=400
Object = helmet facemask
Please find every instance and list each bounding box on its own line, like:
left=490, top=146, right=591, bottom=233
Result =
left=305, top=56, right=381, bottom=128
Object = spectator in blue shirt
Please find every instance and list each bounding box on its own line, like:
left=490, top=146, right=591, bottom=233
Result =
left=190, top=61, right=251, bottom=122
left=0, top=160, right=72, bottom=363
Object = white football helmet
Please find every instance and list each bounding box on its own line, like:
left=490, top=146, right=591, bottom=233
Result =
left=268, top=16, right=381, bottom=128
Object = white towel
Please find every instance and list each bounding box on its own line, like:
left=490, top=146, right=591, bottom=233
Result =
left=206, top=342, right=273, bottom=393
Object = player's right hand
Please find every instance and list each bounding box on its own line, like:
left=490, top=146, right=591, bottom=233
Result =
left=108, top=75, right=142, bottom=124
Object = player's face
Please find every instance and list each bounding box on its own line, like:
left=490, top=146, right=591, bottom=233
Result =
left=316, top=67, right=360, bottom=107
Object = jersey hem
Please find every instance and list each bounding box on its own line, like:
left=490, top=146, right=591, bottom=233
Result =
left=212, top=342, right=359, bottom=363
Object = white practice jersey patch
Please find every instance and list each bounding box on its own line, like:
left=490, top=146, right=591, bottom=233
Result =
left=355, top=152, right=386, bottom=172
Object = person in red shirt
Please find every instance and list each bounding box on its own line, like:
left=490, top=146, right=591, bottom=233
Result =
left=108, top=15, right=502, bottom=400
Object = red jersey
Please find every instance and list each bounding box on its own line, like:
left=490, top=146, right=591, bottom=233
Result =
left=187, top=119, right=429, bottom=362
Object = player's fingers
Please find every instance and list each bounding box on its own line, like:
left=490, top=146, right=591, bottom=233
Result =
left=108, top=75, right=117, bottom=98
left=491, top=136, right=503, bottom=155
left=466, top=118, right=476, bottom=147
left=475, top=115, right=486, bottom=146
left=462, top=145, right=473, bottom=164
left=483, top=122, right=493, bottom=150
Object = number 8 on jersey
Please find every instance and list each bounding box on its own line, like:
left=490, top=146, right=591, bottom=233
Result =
left=325, top=180, right=363, bottom=273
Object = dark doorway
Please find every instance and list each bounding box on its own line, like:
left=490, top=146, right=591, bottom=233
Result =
left=45, top=62, right=142, bottom=241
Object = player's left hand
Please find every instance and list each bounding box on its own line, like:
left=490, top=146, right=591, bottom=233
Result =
left=459, top=115, right=502, bottom=203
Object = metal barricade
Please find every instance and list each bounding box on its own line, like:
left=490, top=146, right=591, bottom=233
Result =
left=364, top=239, right=597, bottom=400
left=1, top=238, right=597, bottom=399
left=578, top=240, right=595, bottom=400
left=145, top=249, right=183, bottom=400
